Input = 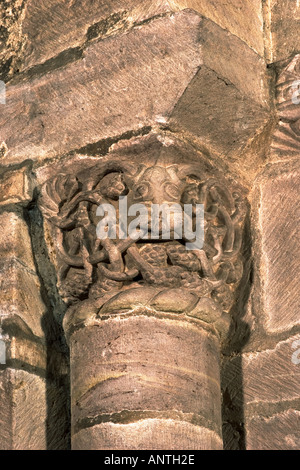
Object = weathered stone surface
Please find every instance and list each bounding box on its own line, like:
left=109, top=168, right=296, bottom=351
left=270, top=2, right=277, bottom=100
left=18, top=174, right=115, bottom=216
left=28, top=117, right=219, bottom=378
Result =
left=169, top=66, right=270, bottom=182
left=21, top=0, right=172, bottom=71
left=0, top=10, right=271, bottom=171
left=0, top=166, right=33, bottom=206
left=171, top=0, right=265, bottom=56
left=222, top=422, right=241, bottom=451
left=0, top=211, right=36, bottom=271
left=8, top=336, right=46, bottom=370
left=253, top=161, right=300, bottom=333
left=45, top=379, right=71, bottom=451
left=72, top=419, right=223, bottom=450
left=0, top=11, right=203, bottom=164
left=0, top=0, right=27, bottom=81
left=246, top=410, right=300, bottom=450
left=151, top=289, right=198, bottom=313
left=1, top=0, right=298, bottom=451
left=1, top=0, right=265, bottom=77
left=0, top=368, right=47, bottom=450
left=243, top=337, right=300, bottom=407
left=222, top=335, right=300, bottom=410
left=70, top=316, right=222, bottom=432
left=264, top=0, right=300, bottom=63
left=0, top=367, right=70, bottom=450
left=193, top=18, right=269, bottom=106
left=0, top=370, right=12, bottom=450
left=100, top=287, right=161, bottom=314
left=0, top=259, right=46, bottom=338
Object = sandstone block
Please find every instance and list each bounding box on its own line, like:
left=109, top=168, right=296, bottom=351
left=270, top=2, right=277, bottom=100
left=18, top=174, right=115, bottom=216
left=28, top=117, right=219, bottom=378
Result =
left=169, top=65, right=270, bottom=182
left=222, top=335, right=300, bottom=411
left=0, top=11, right=203, bottom=164
left=264, top=0, right=300, bottom=63
left=0, top=259, right=46, bottom=338
left=170, top=0, right=265, bottom=56
left=21, top=0, right=172, bottom=71
left=0, top=367, right=70, bottom=450
left=0, top=166, right=33, bottom=206
left=0, top=211, right=36, bottom=272
left=246, top=410, right=300, bottom=450
left=253, top=161, right=300, bottom=333
left=72, top=419, right=223, bottom=450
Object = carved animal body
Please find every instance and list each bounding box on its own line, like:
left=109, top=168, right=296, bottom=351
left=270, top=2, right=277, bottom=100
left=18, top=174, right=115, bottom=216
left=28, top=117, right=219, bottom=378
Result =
left=39, top=161, right=245, bottom=313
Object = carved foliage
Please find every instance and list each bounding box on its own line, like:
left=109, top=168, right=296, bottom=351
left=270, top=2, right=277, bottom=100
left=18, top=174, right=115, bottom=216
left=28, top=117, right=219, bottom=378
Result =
left=272, top=54, right=300, bottom=156
left=39, top=161, right=245, bottom=312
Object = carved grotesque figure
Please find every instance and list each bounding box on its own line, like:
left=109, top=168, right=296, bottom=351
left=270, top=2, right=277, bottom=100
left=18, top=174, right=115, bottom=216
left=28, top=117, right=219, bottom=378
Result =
left=39, top=159, right=245, bottom=326
left=131, top=165, right=184, bottom=205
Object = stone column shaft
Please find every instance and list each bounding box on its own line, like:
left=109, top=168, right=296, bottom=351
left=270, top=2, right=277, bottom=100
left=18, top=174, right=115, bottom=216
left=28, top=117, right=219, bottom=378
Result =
left=70, top=313, right=224, bottom=450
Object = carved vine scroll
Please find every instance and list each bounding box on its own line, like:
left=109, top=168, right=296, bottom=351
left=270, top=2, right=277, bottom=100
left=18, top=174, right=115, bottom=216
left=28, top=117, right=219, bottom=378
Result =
left=39, top=160, right=246, bottom=318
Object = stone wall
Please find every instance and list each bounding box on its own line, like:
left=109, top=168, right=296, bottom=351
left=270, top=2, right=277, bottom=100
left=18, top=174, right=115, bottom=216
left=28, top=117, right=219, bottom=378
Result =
left=0, top=0, right=299, bottom=450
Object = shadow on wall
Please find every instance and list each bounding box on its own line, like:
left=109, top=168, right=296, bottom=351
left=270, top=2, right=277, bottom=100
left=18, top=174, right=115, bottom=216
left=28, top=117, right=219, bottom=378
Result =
left=26, top=201, right=71, bottom=450
left=221, top=211, right=252, bottom=450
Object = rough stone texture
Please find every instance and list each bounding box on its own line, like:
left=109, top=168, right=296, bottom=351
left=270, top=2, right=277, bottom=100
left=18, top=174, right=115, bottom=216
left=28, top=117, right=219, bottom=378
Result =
left=246, top=410, right=300, bottom=450
left=271, top=55, right=300, bottom=160
left=0, top=210, right=46, bottom=339
left=264, top=0, right=300, bottom=63
left=72, top=420, right=223, bottom=450
left=20, top=0, right=172, bottom=72
left=0, top=209, right=56, bottom=449
left=70, top=316, right=222, bottom=443
left=0, top=0, right=265, bottom=79
left=8, top=335, right=46, bottom=370
left=221, top=422, right=241, bottom=451
left=0, top=11, right=203, bottom=164
left=169, top=66, right=270, bottom=184
left=0, top=166, right=33, bottom=206
left=0, top=368, right=47, bottom=450
left=170, top=0, right=265, bottom=57
left=0, top=367, right=70, bottom=450
left=0, top=0, right=299, bottom=452
left=0, top=10, right=271, bottom=176
left=193, top=18, right=269, bottom=106
left=222, top=333, right=300, bottom=450
left=220, top=51, right=300, bottom=451
left=0, top=211, right=36, bottom=272
left=0, top=258, right=46, bottom=338
left=223, top=335, right=300, bottom=410
left=0, top=0, right=27, bottom=82
left=253, top=161, right=300, bottom=333
left=222, top=334, right=300, bottom=450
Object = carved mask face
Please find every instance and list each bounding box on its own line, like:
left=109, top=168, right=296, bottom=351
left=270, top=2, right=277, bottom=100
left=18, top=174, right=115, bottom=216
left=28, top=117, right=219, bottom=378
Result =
left=132, top=165, right=183, bottom=205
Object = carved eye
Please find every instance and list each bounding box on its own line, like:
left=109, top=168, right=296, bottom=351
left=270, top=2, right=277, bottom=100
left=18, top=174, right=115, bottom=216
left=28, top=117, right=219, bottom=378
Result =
left=134, top=183, right=149, bottom=200
left=164, top=183, right=180, bottom=200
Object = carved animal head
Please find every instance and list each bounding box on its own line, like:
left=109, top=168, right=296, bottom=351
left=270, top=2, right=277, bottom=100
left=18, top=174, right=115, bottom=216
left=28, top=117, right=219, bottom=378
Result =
left=132, top=165, right=185, bottom=205
left=99, top=172, right=128, bottom=200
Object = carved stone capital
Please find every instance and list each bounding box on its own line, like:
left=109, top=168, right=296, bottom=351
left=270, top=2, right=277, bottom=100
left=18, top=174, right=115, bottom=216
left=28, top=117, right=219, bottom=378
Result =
left=39, top=154, right=246, bottom=339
